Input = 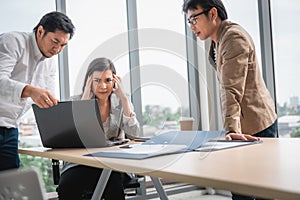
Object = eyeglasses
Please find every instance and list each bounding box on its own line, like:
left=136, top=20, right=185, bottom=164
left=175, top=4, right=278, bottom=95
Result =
left=187, top=9, right=210, bottom=25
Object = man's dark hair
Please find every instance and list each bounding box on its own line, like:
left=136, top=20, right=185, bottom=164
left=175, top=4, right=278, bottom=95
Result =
left=182, top=0, right=228, bottom=20
left=33, top=11, right=75, bottom=39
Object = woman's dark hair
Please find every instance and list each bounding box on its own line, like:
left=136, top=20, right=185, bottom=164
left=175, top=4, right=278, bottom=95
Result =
left=182, top=0, right=228, bottom=20
left=82, top=57, right=116, bottom=93
left=33, top=11, right=75, bottom=39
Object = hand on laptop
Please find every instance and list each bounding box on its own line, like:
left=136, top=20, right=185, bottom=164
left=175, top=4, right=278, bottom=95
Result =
left=22, top=85, right=58, bottom=108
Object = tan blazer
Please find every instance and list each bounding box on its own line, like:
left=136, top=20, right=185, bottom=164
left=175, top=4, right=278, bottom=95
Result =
left=211, top=20, right=277, bottom=135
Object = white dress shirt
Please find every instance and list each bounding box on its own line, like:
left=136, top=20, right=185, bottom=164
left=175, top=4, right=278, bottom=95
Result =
left=0, top=31, right=56, bottom=128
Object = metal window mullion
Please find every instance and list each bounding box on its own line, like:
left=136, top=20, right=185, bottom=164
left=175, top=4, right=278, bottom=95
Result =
left=126, top=0, right=143, bottom=135
left=56, top=0, right=70, bottom=100
left=184, top=21, right=202, bottom=130
left=257, top=0, right=277, bottom=104
left=258, top=0, right=278, bottom=137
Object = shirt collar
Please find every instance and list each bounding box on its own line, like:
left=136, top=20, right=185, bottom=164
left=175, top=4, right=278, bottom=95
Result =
left=29, top=32, right=47, bottom=61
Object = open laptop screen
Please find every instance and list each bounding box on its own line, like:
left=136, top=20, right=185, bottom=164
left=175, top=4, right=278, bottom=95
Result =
left=32, top=99, right=109, bottom=148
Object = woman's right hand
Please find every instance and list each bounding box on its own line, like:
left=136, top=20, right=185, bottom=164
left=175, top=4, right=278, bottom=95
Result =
left=81, top=76, right=93, bottom=100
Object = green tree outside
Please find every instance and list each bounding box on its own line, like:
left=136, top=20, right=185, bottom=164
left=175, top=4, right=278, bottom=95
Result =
left=19, top=142, right=56, bottom=192
left=290, top=129, right=300, bottom=138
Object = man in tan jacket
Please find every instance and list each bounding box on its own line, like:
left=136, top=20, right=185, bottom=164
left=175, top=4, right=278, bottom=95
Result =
left=183, top=0, right=277, bottom=199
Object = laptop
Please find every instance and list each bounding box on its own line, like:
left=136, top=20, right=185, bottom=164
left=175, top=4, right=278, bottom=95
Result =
left=0, top=168, right=46, bottom=200
left=32, top=99, right=128, bottom=148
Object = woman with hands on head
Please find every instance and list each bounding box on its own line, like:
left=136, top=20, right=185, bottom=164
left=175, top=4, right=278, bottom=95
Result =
left=57, top=57, right=140, bottom=200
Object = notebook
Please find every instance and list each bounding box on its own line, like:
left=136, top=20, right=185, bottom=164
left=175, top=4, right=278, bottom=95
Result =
left=0, top=168, right=46, bottom=200
left=32, top=99, right=129, bottom=148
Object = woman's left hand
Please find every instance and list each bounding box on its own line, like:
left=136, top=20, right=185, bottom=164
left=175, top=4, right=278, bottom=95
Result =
left=113, top=74, right=133, bottom=117
left=112, top=74, right=125, bottom=98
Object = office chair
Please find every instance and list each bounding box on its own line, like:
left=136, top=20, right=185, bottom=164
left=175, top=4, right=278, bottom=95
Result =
left=51, top=159, right=146, bottom=199
left=0, top=168, right=47, bottom=200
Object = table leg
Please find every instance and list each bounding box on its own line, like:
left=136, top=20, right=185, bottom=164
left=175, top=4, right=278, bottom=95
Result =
left=51, top=159, right=60, bottom=185
left=91, top=169, right=112, bottom=200
left=151, top=177, right=169, bottom=200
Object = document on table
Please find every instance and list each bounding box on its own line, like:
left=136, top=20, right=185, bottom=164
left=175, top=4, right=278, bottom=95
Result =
left=85, top=143, right=189, bottom=159
left=85, top=130, right=227, bottom=159
left=119, top=144, right=187, bottom=154
left=195, top=140, right=262, bottom=152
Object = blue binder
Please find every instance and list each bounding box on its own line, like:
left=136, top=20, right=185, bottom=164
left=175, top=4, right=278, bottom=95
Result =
left=85, top=130, right=227, bottom=159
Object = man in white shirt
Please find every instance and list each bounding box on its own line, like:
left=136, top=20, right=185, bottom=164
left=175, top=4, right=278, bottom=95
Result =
left=0, top=11, right=75, bottom=171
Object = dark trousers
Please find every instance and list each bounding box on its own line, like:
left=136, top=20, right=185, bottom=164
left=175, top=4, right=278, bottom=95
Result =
left=231, top=120, right=277, bottom=200
left=57, top=165, right=125, bottom=200
left=0, top=127, right=20, bottom=171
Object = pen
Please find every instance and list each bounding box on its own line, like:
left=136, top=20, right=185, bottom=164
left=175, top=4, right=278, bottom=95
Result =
left=120, top=145, right=133, bottom=149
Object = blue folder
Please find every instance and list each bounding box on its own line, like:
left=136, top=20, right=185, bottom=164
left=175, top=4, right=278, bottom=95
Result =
left=85, top=130, right=227, bottom=159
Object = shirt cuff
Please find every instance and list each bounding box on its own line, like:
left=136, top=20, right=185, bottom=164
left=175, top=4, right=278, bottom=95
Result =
left=14, top=82, right=27, bottom=104
left=123, top=113, right=138, bottom=127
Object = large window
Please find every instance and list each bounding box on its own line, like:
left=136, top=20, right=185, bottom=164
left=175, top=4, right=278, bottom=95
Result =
left=66, top=0, right=130, bottom=98
left=223, top=0, right=262, bottom=68
left=271, top=0, right=300, bottom=137
left=0, top=0, right=55, bottom=33
left=136, top=0, right=188, bottom=136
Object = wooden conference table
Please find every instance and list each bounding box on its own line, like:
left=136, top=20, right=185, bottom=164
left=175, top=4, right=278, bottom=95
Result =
left=19, top=138, right=300, bottom=200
